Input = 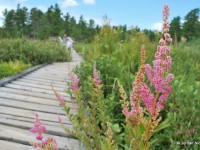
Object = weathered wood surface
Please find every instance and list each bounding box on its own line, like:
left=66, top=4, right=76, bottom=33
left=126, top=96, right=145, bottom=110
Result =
left=0, top=49, right=83, bottom=149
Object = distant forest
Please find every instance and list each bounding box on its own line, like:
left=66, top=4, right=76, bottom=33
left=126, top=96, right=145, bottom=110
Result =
left=0, top=4, right=199, bottom=42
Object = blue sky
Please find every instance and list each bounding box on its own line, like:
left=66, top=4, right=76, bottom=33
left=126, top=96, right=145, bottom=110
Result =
left=0, top=0, right=200, bottom=30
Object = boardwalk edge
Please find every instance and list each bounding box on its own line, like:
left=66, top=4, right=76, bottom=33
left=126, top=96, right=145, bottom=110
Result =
left=0, top=63, right=49, bottom=87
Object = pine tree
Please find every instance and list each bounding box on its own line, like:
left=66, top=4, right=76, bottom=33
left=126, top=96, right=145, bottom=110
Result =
left=183, top=8, right=200, bottom=41
left=169, top=16, right=182, bottom=43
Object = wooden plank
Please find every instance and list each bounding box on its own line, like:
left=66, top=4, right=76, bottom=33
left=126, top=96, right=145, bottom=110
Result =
left=0, top=124, right=80, bottom=150
left=0, top=115, right=73, bottom=137
left=0, top=98, right=64, bottom=115
left=0, top=98, right=77, bottom=114
left=0, top=87, right=69, bottom=100
left=17, top=78, right=67, bottom=88
left=26, top=72, right=68, bottom=79
left=11, top=81, right=67, bottom=92
left=0, top=92, right=78, bottom=108
left=0, top=63, right=47, bottom=87
left=22, top=76, right=68, bottom=85
left=0, top=113, right=69, bottom=127
left=0, top=140, right=31, bottom=150
left=26, top=74, right=68, bottom=81
left=5, top=84, right=69, bottom=98
left=0, top=106, right=71, bottom=124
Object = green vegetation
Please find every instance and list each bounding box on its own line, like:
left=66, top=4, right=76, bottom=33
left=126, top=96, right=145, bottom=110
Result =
left=0, top=38, right=70, bottom=65
left=71, top=22, right=200, bottom=149
left=0, top=60, right=31, bottom=79
left=0, top=38, right=70, bottom=79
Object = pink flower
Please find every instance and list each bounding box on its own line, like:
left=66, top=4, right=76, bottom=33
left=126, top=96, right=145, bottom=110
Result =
left=36, top=135, right=43, bottom=141
left=166, top=73, right=174, bottom=83
left=93, top=62, right=102, bottom=85
left=140, top=83, right=156, bottom=114
left=30, top=113, right=46, bottom=141
left=54, top=91, right=66, bottom=106
left=69, top=72, right=80, bottom=91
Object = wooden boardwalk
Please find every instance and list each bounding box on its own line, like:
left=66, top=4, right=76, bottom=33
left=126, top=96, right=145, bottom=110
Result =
left=0, top=49, right=83, bottom=150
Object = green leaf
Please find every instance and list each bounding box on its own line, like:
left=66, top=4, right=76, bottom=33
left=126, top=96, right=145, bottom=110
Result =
left=111, top=123, right=121, bottom=133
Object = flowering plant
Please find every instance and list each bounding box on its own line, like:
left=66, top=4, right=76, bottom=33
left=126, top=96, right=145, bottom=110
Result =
left=53, top=4, right=174, bottom=150
left=30, top=113, right=58, bottom=150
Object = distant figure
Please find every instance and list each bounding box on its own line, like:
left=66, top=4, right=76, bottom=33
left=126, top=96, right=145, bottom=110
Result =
left=63, top=34, right=68, bottom=44
left=67, top=36, right=74, bottom=50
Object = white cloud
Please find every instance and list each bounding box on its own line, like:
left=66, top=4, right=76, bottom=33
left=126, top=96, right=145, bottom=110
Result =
left=83, top=0, right=95, bottom=5
left=151, top=22, right=162, bottom=31
left=15, top=0, right=28, bottom=3
left=61, top=0, right=78, bottom=8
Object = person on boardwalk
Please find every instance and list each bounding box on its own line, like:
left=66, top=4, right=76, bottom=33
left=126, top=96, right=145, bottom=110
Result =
left=63, top=34, right=68, bottom=44
left=67, top=36, right=74, bottom=50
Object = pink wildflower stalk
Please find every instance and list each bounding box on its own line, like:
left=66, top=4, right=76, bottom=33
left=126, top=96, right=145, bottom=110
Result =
left=141, top=4, right=174, bottom=114
left=122, top=45, right=145, bottom=124
left=93, top=62, right=102, bottom=85
left=69, top=72, right=80, bottom=91
left=30, top=113, right=59, bottom=150
left=30, top=113, right=46, bottom=141
left=52, top=85, right=66, bottom=106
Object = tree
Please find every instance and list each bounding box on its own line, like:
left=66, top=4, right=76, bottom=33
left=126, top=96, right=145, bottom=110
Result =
left=14, top=4, right=29, bottom=37
left=63, top=12, right=71, bottom=35
left=30, top=8, right=44, bottom=39
left=78, top=15, right=88, bottom=40
left=169, top=16, right=182, bottom=43
left=46, top=4, right=63, bottom=36
left=3, top=9, right=16, bottom=37
left=183, top=8, right=200, bottom=41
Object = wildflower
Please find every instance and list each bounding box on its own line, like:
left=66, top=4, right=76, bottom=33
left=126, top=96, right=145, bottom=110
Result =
left=141, top=4, right=174, bottom=113
left=69, top=72, right=80, bottom=91
left=93, top=62, right=102, bottom=85
left=30, top=113, right=46, bottom=141
left=30, top=113, right=59, bottom=150
left=52, top=86, right=66, bottom=106
left=140, top=83, right=156, bottom=114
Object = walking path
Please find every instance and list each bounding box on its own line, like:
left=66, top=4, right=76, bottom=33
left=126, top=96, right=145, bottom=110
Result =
left=0, top=49, right=83, bottom=150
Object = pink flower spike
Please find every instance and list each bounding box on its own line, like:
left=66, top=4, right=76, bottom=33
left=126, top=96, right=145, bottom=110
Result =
left=52, top=85, right=66, bottom=106
left=93, top=62, right=102, bottom=85
left=69, top=72, right=80, bottom=91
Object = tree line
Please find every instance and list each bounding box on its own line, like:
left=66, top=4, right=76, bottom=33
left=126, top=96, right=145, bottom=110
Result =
left=0, top=4, right=100, bottom=41
left=0, top=4, right=199, bottom=42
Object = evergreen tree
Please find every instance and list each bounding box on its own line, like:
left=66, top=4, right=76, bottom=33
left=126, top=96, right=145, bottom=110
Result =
left=169, top=16, right=182, bottom=43
left=183, top=8, right=200, bottom=41
left=3, top=9, right=16, bottom=37
left=30, top=8, right=44, bottom=39
left=14, top=4, right=29, bottom=37
left=63, top=12, right=71, bottom=35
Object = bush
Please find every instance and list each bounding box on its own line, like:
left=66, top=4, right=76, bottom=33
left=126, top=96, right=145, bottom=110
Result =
left=0, top=60, right=31, bottom=79
left=0, top=38, right=71, bottom=65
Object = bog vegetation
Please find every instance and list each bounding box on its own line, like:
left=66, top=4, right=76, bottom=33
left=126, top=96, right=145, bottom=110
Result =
left=0, top=2, right=199, bottom=150
left=57, top=4, right=199, bottom=150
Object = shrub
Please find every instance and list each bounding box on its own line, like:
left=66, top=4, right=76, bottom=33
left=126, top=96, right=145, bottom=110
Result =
left=0, top=38, right=70, bottom=65
left=0, top=60, right=31, bottom=79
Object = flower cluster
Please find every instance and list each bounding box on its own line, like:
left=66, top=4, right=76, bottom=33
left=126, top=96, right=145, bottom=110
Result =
left=93, top=62, right=102, bottom=85
left=30, top=113, right=58, bottom=150
left=122, top=46, right=145, bottom=123
left=69, top=72, right=80, bottom=91
left=140, top=4, right=174, bottom=114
